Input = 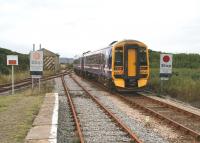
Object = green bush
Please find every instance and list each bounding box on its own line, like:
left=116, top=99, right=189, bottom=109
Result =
left=149, top=68, right=200, bottom=107
left=149, top=50, right=200, bottom=69
left=149, top=50, right=200, bottom=107
left=0, top=47, right=29, bottom=75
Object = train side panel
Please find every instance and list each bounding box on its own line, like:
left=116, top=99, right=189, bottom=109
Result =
left=73, top=40, right=149, bottom=91
left=83, top=47, right=112, bottom=85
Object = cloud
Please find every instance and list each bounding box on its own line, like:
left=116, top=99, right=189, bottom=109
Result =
left=0, top=0, right=200, bottom=57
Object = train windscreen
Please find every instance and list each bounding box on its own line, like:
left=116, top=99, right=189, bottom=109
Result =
left=114, top=47, right=123, bottom=66
left=139, top=47, right=147, bottom=66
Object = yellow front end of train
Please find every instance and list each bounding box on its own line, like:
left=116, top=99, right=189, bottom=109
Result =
left=111, top=40, right=149, bottom=90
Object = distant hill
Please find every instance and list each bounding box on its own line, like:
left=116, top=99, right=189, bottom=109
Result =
left=1, top=47, right=200, bottom=74
left=60, top=57, right=73, bottom=64
left=0, top=47, right=29, bottom=74
left=149, top=50, right=200, bottom=68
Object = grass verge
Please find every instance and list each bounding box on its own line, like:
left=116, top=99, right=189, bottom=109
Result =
left=149, top=68, right=200, bottom=108
left=0, top=80, right=54, bottom=143
left=0, top=70, right=56, bottom=85
left=0, top=71, right=29, bottom=85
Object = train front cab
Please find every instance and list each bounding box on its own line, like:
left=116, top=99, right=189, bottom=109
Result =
left=112, top=40, right=149, bottom=90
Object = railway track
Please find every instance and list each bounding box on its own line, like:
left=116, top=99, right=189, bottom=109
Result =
left=0, top=78, right=31, bottom=88
left=0, top=70, right=72, bottom=94
left=58, top=94, right=79, bottom=142
left=117, top=93, right=200, bottom=142
left=61, top=75, right=142, bottom=143
left=80, top=75, right=200, bottom=142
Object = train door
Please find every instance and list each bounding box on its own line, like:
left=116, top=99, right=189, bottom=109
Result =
left=127, top=48, right=137, bottom=77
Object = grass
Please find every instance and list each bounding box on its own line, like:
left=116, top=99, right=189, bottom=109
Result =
left=0, top=70, right=57, bottom=85
left=0, top=94, right=20, bottom=112
left=0, top=71, right=29, bottom=84
left=148, top=68, right=200, bottom=108
left=0, top=80, right=54, bottom=143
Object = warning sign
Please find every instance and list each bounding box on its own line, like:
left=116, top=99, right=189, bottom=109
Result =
left=7, top=55, right=18, bottom=65
left=160, top=54, right=173, bottom=77
left=30, top=51, right=43, bottom=72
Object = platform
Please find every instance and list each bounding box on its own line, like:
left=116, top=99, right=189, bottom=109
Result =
left=25, top=93, right=58, bottom=143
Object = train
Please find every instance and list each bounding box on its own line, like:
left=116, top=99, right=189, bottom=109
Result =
left=73, top=40, right=149, bottom=91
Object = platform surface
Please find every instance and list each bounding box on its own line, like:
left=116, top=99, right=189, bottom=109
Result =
left=25, top=93, right=58, bottom=143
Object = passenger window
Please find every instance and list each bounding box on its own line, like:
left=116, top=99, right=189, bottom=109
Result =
left=108, top=53, right=112, bottom=69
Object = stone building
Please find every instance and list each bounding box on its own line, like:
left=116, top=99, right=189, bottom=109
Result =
left=39, top=48, right=60, bottom=73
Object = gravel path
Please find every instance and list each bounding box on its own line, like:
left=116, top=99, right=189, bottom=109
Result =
left=105, top=95, right=194, bottom=143
left=73, top=96, right=131, bottom=143
left=89, top=90, right=169, bottom=143
left=54, top=78, right=78, bottom=143
left=57, top=95, right=78, bottom=143
left=65, top=76, right=132, bottom=143
left=72, top=75, right=170, bottom=143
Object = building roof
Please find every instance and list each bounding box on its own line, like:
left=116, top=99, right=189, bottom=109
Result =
left=39, top=48, right=59, bottom=57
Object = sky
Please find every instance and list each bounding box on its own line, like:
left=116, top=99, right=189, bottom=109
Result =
left=0, top=0, right=200, bottom=57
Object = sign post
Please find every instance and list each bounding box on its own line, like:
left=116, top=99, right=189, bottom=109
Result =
left=159, top=54, right=173, bottom=94
left=7, top=55, right=18, bottom=95
left=12, top=65, right=14, bottom=94
left=30, top=51, right=43, bottom=92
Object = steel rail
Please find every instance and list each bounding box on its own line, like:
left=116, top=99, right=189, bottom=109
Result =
left=0, top=72, right=71, bottom=93
left=61, top=76, right=85, bottom=143
left=139, top=94, right=200, bottom=120
left=70, top=75, right=143, bottom=143
left=0, top=78, right=31, bottom=88
left=79, top=76, right=200, bottom=141
left=0, top=69, right=72, bottom=88
left=116, top=94, right=200, bottom=141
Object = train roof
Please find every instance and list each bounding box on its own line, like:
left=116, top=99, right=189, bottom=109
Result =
left=81, top=39, right=147, bottom=57
left=83, top=46, right=111, bottom=56
left=111, top=39, right=147, bottom=47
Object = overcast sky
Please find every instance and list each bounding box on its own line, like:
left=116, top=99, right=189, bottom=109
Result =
left=0, top=0, right=200, bottom=57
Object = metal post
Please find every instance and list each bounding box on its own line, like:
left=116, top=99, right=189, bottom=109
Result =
left=32, top=77, right=34, bottom=89
left=12, top=65, right=14, bottom=95
left=39, top=78, right=41, bottom=92
left=33, top=44, right=35, bottom=51
left=160, top=79, right=163, bottom=95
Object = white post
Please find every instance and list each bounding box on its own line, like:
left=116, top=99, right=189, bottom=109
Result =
left=12, top=65, right=14, bottom=95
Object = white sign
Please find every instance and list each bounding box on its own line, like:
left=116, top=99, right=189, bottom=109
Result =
left=31, top=75, right=42, bottom=78
left=30, top=51, right=43, bottom=71
left=160, top=77, right=169, bottom=80
left=7, top=55, right=18, bottom=65
left=160, top=54, right=173, bottom=74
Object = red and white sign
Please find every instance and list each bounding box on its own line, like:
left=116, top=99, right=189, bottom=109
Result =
left=7, top=55, right=18, bottom=65
left=160, top=54, right=173, bottom=74
left=30, top=51, right=43, bottom=71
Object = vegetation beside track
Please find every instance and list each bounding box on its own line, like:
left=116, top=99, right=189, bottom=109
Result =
left=0, top=80, right=54, bottom=143
left=0, top=70, right=56, bottom=85
left=0, top=47, right=29, bottom=85
left=0, top=47, right=58, bottom=84
left=0, top=71, right=29, bottom=84
left=0, top=47, right=29, bottom=75
left=149, top=50, right=200, bottom=68
left=149, top=50, right=200, bottom=108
